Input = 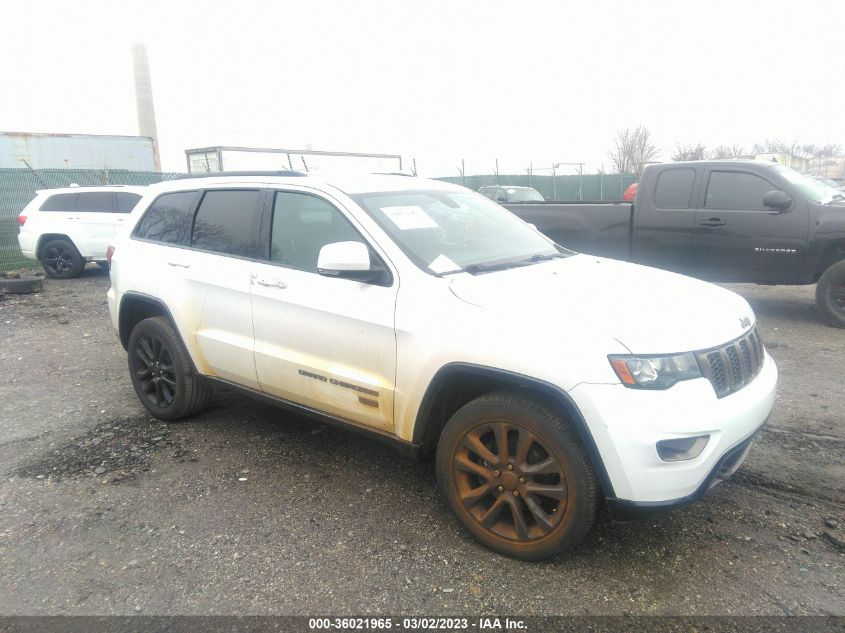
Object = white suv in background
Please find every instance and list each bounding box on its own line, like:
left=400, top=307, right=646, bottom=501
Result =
left=17, top=185, right=146, bottom=278
left=107, top=172, right=777, bottom=559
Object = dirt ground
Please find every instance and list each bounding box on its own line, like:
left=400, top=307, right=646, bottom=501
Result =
left=0, top=266, right=843, bottom=616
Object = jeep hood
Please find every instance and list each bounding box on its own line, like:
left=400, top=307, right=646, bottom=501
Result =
left=448, top=254, right=755, bottom=353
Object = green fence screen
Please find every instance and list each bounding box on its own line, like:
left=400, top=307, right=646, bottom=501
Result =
left=1, top=169, right=638, bottom=271
left=0, top=168, right=184, bottom=271
left=437, top=173, right=637, bottom=202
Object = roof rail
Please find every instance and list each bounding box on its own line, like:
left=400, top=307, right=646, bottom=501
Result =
left=170, top=170, right=307, bottom=180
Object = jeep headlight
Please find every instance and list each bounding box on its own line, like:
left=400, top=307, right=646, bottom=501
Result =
left=608, top=353, right=701, bottom=389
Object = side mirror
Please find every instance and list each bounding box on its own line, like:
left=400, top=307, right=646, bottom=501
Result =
left=317, top=241, right=385, bottom=282
left=763, top=190, right=792, bottom=212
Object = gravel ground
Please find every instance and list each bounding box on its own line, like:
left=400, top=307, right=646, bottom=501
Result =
left=0, top=266, right=843, bottom=616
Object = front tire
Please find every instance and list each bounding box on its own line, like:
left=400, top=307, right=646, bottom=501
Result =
left=816, top=260, right=845, bottom=328
left=435, top=391, right=599, bottom=560
left=127, top=317, right=212, bottom=420
left=40, top=239, right=84, bottom=279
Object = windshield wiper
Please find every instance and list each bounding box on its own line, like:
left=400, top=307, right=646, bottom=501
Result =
left=461, top=252, right=567, bottom=275
left=527, top=252, right=567, bottom=262
left=462, top=260, right=535, bottom=275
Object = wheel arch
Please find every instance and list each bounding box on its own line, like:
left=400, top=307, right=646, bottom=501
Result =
left=118, top=292, right=185, bottom=352
left=814, top=240, right=845, bottom=282
left=412, top=362, right=615, bottom=498
left=36, top=234, right=78, bottom=260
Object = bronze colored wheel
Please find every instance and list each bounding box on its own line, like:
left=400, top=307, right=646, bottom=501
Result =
left=436, top=392, right=599, bottom=560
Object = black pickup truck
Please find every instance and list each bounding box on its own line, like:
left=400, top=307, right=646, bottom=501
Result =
left=505, top=160, right=845, bottom=327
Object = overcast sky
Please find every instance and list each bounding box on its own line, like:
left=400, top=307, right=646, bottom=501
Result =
left=2, top=0, right=843, bottom=176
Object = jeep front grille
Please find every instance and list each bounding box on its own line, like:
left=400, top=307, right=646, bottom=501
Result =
left=696, top=327, right=765, bottom=398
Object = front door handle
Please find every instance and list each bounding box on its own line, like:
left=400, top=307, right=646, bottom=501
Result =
left=255, top=278, right=287, bottom=289
left=699, top=218, right=726, bottom=228
left=167, top=261, right=191, bottom=268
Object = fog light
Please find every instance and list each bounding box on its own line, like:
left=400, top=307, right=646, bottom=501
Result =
left=656, top=435, right=710, bottom=462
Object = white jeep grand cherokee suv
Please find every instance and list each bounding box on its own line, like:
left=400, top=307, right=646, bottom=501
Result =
left=107, top=172, right=777, bottom=559
left=17, top=185, right=145, bottom=278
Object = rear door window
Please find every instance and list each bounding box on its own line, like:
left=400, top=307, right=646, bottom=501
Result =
left=76, top=192, right=116, bottom=212
left=190, top=189, right=262, bottom=258
left=654, top=168, right=695, bottom=209
left=704, top=171, right=774, bottom=211
left=133, top=191, right=198, bottom=246
left=39, top=193, right=78, bottom=212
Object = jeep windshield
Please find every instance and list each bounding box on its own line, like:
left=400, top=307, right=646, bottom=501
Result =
left=353, top=189, right=569, bottom=275
left=506, top=187, right=545, bottom=202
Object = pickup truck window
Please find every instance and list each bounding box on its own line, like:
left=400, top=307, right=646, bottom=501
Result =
left=705, top=171, right=774, bottom=211
left=654, top=168, right=695, bottom=209
left=270, top=191, right=365, bottom=272
left=353, top=190, right=559, bottom=275
left=191, top=189, right=262, bottom=258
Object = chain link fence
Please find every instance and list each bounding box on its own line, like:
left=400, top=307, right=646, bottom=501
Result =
left=0, top=168, right=185, bottom=271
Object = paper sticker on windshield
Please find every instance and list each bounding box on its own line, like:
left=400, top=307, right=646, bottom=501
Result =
left=428, top=254, right=459, bottom=274
left=381, top=206, right=439, bottom=230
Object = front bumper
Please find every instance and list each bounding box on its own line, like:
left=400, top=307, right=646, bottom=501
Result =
left=569, top=351, right=777, bottom=507
left=605, top=427, right=761, bottom=520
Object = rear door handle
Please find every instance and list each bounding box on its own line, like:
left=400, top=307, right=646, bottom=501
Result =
left=255, top=277, right=287, bottom=289
left=167, top=261, right=191, bottom=269
left=699, top=218, right=726, bottom=228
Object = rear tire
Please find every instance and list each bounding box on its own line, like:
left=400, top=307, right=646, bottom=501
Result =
left=40, top=239, right=84, bottom=279
left=435, top=391, right=599, bottom=560
left=816, top=260, right=845, bottom=328
left=127, top=316, right=212, bottom=420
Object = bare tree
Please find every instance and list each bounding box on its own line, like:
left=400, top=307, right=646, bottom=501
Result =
left=801, top=143, right=842, bottom=159
left=752, top=139, right=789, bottom=154
left=752, top=139, right=805, bottom=156
left=671, top=143, right=707, bottom=162
left=609, top=126, right=660, bottom=176
left=711, top=144, right=747, bottom=159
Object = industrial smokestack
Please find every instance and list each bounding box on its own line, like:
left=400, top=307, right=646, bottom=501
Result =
left=132, top=43, right=160, bottom=170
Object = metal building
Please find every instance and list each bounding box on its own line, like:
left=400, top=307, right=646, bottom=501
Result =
left=0, top=132, right=159, bottom=171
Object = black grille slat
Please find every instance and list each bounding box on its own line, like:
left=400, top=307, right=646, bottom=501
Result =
left=695, top=326, right=764, bottom=398
left=726, top=346, right=742, bottom=388
left=739, top=339, right=753, bottom=382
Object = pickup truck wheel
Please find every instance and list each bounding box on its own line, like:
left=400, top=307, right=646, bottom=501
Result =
left=40, top=239, right=84, bottom=279
left=127, top=317, right=212, bottom=420
left=435, top=392, right=599, bottom=560
left=816, top=260, right=845, bottom=328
